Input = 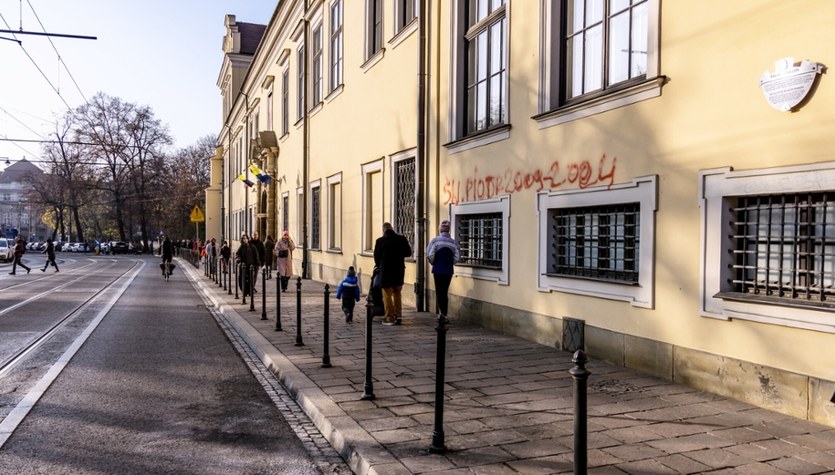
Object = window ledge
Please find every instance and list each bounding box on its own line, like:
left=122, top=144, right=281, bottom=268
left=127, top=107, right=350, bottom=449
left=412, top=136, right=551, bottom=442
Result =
left=309, top=102, right=323, bottom=118
left=325, top=84, right=344, bottom=103
left=361, top=48, right=385, bottom=73
left=444, top=124, right=511, bottom=155
left=390, top=20, right=418, bottom=49
left=535, top=76, right=666, bottom=129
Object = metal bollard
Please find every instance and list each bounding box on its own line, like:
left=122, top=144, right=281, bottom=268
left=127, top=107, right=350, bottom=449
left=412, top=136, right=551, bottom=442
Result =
left=275, top=272, right=282, bottom=331
left=570, top=349, right=590, bottom=475
left=321, top=284, right=331, bottom=368
left=294, top=277, right=304, bottom=346
left=235, top=261, right=240, bottom=300
left=428, top=314, right=450, bottom=454
left=227, top=260, right=232, bottom=295
left=361, top=294, right=375, bottom=400
left=261, top=267, right=267, bottom=320
left=249, top=265, right=256, bottom=312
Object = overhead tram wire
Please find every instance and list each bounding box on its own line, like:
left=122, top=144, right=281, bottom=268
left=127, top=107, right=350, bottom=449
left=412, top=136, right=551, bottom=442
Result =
left=24, top=0, right=88, bottom=102
left=0, top=13, right=74, bottom=113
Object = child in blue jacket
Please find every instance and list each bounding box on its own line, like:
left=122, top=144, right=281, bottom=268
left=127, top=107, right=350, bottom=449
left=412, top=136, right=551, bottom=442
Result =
left=336, top=266, right=361, bottom=322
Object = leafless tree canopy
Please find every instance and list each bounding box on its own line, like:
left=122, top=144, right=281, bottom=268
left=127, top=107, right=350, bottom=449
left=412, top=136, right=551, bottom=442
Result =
left=27, top=92, right=212, bottom=249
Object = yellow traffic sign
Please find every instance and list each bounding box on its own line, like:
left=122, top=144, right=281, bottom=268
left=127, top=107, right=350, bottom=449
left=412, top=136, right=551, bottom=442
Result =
left=190, top=205, right=205, bottom=223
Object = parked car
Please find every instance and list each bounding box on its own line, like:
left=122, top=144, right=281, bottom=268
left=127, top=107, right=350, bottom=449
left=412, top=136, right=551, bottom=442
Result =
left=0, top=238, right=12, bottom=262
left=111, top=241, right=129, bottom=254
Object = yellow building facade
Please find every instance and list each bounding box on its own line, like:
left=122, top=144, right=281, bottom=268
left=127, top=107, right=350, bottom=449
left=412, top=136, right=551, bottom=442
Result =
left=214, top=1, right=835, bottom=427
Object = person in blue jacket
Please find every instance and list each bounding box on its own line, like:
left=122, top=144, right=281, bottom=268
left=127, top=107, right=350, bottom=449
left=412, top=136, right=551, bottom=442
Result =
left=425, top=220, right=461, bottom=321
left=336, top=266, right=361, bottom=323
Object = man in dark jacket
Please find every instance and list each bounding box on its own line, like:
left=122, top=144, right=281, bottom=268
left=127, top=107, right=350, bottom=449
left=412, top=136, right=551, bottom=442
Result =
left=236, top=234, right=261, bottom=297
left=250, top=230, right=265, bottom=288
left=9, top=237, right=30, bottom=275
left=373, top=222, right=412, bottom=325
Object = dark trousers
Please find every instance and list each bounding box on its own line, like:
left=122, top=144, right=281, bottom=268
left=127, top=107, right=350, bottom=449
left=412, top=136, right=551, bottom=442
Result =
left=11, top=255, right=30, bottom=273
left=280, top=276, right=290, bottom=291
left=434, top=273, right=453, bottom=316
left=341, top=296, right=356, bottom=317
left=43, top=257, right=59, bottom=271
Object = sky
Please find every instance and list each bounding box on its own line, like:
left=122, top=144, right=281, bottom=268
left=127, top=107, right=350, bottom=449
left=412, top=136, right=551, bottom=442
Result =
left=0, top=0, right=274, bottom=163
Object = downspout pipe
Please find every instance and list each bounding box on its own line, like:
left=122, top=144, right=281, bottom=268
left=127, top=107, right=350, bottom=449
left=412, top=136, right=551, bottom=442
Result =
left=415, top=0, right=428, bottom=312
left=301, top=9, right=310, bottom=280
left=241, top=91, right=251, bottom=232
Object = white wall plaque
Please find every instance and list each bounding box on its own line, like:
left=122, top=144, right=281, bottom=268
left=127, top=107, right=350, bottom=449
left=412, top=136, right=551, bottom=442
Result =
left=759, top=57, right=823, bottom=111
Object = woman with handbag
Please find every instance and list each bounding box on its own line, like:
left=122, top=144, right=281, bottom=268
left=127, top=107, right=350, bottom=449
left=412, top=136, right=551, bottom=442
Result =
left=275, top=231, right=296, bottom=292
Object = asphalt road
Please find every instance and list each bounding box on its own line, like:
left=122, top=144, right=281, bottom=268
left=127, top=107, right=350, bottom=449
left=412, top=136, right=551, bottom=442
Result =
left=0, top=255, right=328, bottom=474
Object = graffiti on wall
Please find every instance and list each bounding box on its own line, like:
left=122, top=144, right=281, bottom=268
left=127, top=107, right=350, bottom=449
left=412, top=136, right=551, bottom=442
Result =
left=443, top=154, right=617, bottom=205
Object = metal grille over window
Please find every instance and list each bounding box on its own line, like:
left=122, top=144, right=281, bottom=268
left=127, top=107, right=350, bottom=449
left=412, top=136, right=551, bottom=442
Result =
left=311, top=187, right=321, bottom=249
left=551, top=204, right=640, bottom=283
left=394, top=158, right=416, bottom=253
left=731, top=193, right=835, bottom=305
left=459, top=212, right=503, bottom=268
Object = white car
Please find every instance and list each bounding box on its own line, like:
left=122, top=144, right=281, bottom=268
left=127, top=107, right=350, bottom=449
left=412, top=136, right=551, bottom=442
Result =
left=0, top=238, right=12, bottom=262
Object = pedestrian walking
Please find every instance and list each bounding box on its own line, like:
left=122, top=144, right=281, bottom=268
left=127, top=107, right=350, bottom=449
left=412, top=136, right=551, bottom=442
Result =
left=426, top=220, right=460, bottom=320
left=9, top=236, right=30, bottom=275
left=373, top=222, right=412, bottom=326
left=220, top=240, right=231, bottom=274
left=275, top=231, right=296, bottom=292
left=235, top=233, right=260, bottom=297
left=250, top=231, right=265, bottom=288
left=41, top=240, right=59, bottom=272
left=335, top=266, right=361, bottom=323
left=263, top=235, right=275, bottom=280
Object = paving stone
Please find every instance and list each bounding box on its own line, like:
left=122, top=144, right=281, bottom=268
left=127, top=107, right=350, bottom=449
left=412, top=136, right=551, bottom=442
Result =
left=192, top=273, right=835, bottom=475
left=768, top=455, right=832, bottom=475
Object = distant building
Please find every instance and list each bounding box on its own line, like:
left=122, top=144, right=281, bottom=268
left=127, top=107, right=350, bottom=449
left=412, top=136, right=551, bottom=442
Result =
left=213, top=2, right=835, bottom=427
left=0, top=159, right=47, bottom=241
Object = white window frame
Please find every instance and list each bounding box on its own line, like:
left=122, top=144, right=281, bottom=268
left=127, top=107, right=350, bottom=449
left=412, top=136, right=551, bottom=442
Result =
left=391, top=0, right=418, bottom=48
left=297, top=187, right=304, bottom=244
left=366, top=0, right=384, bottom=60
left=451, top=195, right=511, bottom=285
left=536, top=0, right=662, bottom=129
left=281, top=191, right=291, bottom=235
left=447, top=1, right=510, bottom=154
left=296, top=44, right=306, bottom=123
left=389, top=148, right=418, bottom=257
left=699, top=162, right=835, bottom=334
left=326, top=173, right=343, bottom=252
left=362, top=159, right=385, bottom=253
left=329, top=0, right=344, bottom=93
left=309, top=179, right=322, bottom=251
left=537, top=175, right=657, bottom=308
left=311, top=22, right=324, bottom=107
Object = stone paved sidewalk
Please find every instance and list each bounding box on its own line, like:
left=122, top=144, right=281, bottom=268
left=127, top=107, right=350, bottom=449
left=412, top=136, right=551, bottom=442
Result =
left=186, top=264, right=835, bottom=474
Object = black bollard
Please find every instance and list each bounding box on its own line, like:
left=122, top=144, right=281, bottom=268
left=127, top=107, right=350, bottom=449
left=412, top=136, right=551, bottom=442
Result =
left=361, top=294, right=375, bottom=400
left=227, top=259, right=232, bottom=295
left=570, top=349, right=590, bottom=475
left=249, top=265, right=256, bottom=312
left=275, top=271, right=282, bottom=331
left=235, top=261, right=240, bottom=300
left=294, top=276, right=304, bottom=346
left=321, top=284, right=331, bottom=368
left=428, top=314, right=450, bottom=454
left=261, top=267, right=267, bottom=320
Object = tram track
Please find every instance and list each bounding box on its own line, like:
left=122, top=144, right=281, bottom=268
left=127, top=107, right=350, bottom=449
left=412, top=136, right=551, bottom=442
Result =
left=0, top=259, right=143, bottom=378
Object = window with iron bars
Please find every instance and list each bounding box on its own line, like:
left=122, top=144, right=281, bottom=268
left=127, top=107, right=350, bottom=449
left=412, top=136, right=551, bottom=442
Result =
left=394, top=158, right=415, bottom=254
left=726, top=193, right=835, bottom=307
left=551, top=203, right=640, bottom=283
left=311, top=186, right=321, bottom=250
left=458, top=212, right=503, bottom=268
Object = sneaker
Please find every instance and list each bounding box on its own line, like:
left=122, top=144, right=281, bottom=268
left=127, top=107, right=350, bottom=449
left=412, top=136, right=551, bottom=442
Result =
left=8, top=272, right=15, bottom=275
left=382, top=317, right=395, bottom=326
left=26, top=269, right=30, bottom=274
left=394, top=317, right=402, bottom=325
left=41, top=269, right=45, bottom=272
